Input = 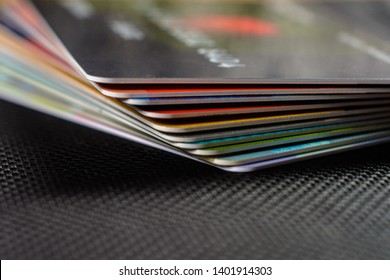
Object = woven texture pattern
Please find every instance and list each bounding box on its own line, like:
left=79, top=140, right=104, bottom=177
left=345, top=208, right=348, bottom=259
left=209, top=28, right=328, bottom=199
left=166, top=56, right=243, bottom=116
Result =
left=0, top=99, right=390, bottom=259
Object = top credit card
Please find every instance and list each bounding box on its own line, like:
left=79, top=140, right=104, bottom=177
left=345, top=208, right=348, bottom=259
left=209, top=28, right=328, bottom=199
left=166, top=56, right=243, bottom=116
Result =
left=31, top=0, right=390, bottom=84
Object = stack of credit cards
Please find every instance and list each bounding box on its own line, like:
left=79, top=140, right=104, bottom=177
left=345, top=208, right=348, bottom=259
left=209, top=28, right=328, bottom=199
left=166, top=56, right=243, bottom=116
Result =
left=1, top=0, right=390, bottom=172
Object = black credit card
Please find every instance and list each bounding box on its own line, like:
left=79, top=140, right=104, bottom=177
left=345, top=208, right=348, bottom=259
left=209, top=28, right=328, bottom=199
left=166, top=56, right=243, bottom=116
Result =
left=32, top=0, right=390, bottom=84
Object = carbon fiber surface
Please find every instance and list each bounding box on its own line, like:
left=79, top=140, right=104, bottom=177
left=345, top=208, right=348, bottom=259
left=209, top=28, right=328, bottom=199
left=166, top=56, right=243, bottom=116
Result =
left=0, top=99, right=389, bottom=259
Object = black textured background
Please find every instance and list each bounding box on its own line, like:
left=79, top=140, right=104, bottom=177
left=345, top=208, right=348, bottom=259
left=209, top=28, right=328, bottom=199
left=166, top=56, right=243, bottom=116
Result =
left=0, top=99, right=389, bottom=259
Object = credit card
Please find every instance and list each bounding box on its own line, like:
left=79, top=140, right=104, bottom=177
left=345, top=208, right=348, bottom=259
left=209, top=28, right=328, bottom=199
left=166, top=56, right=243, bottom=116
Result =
left=190, top=122, right=390, bottom=156
left=131, top=99, right=390, bottom=119
left=139, top=107, right=390, bottom=133
left=31, top=0, right=390, bottom=84
left=96, top=83, right=390, bottom=98
left=122, top=93, right=390, bottom=106
left=222, top=137, right=390, bottom=172
left=210, top=130, right=390, bottom=166
left=176, top=115, right=390, bottom=149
